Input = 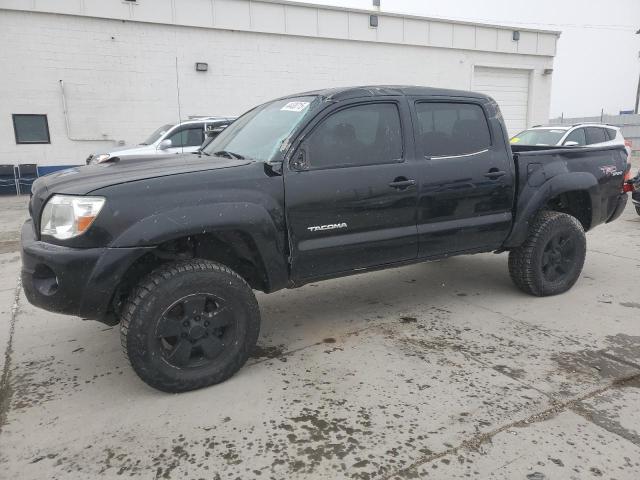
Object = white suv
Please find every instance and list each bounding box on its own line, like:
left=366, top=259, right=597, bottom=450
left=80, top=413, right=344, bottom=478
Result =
left=87, top=116, right=235, bottom=164
left=511, top=123, right=629, bottom=154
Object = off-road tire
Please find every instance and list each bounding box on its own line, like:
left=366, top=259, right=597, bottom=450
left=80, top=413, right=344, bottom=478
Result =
left=508, top=211, right=586, bottom=297
left=120, top=259, right=260, bottom=392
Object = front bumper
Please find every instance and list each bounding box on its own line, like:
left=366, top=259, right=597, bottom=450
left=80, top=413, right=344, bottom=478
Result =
left=20, top=220, right=152, bottom=324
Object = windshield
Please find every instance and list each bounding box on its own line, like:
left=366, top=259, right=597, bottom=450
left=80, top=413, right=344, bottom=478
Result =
left=511, top=128, right=567, bottom=146
left=202, top=96, right=320, bottom=161
left=141, top=123, right=174, bottom=145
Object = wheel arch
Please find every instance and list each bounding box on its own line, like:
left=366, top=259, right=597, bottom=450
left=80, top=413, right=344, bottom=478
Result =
left=504, top=172, right=599, bottom=248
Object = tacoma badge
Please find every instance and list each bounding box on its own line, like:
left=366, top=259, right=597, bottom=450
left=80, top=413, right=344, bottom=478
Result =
left=307, top=223, right=348, bottom=232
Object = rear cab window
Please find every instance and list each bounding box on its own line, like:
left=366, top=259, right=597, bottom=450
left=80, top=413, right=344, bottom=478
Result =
left=414, top=102, right=491, bottom=157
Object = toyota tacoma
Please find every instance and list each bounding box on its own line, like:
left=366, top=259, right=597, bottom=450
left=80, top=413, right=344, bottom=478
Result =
left=21, top=86, right=630, bottom=392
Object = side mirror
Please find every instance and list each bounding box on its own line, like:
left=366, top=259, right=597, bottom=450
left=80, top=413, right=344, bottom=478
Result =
left=563, top=141, right=579, bottom=147
left=158, top=139, right=172, bottom=150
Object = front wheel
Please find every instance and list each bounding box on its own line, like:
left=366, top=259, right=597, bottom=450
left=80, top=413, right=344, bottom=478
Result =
left=120, top=260, right=260, bottom=392
left=508, top=211, right=586, bottom=297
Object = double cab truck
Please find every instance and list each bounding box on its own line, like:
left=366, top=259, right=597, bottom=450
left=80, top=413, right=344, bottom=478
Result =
left=21, top=86, right=630, bottom=392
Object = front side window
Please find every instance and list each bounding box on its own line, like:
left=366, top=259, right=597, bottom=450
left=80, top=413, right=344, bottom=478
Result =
left=13, top=114, right=50, bottom=144
left=563, top=128, right=586, bottom=146
left=415, top=102, right=490, bottom=157
left=305, top=103, right=402, bottom=169
left=511, top=128, right=567, bottom=146
left=585, top=127, right=607, bottom=145
left=166, top=126, right=204, bottom=148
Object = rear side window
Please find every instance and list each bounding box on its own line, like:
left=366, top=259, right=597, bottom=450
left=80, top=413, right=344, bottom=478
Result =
left=415, top=102, right=491, bottom=157
left=605, top=128, right=618, bottom=141
left=305, top=103, right=402, bottom=169
left=563, top=128, right=586, bottom=146
left=585, top=127, right=607, bottom=145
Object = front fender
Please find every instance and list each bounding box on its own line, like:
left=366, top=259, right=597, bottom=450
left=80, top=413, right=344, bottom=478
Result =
left=110, top=202, right=289, bottom=292
left=503, top=172, right=599, bottom=248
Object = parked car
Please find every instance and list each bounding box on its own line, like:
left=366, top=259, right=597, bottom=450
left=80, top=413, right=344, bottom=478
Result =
left=86, top=117, right=235, bottom=164
left=511, top=123, right=630, bottom=155
left=21, top=86, right=629, bottom=392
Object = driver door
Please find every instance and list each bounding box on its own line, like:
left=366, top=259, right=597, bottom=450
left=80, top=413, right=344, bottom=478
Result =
left=284, top=99, right=419, bottom=282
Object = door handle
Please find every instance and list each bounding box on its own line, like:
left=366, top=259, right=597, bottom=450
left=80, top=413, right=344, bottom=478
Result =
left=484, top=169, right=506, bottom=179
left=389, top=178, right=416, bottom=189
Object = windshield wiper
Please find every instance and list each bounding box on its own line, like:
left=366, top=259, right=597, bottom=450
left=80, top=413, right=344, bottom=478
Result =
left=213, top=150, right=245, bottom=160
left=196, top=149, right=211, bottom=156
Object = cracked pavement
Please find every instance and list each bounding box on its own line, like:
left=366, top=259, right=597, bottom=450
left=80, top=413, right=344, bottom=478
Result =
left=1, top=169, right=640, bottom=479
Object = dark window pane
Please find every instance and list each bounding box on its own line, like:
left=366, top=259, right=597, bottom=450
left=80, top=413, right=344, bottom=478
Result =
left=167, top=126, right=204, bottom=148
left=564, top=128, right=586, bottom=146
left=585, top=127, right=607, bottom=145
left=605, top=128, right=617, bottom=141
left=415, top=103, right=490, bottom=157
left=306, top=103, right=402, bottom=169
left=13, top=114, right=50, bottom=144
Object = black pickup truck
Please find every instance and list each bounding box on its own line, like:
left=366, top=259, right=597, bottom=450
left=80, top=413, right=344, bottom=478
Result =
left=21, top=86, right=629, bottom=392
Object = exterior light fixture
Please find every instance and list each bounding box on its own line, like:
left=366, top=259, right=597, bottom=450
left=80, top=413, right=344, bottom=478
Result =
left=195, top=62, right=208, bottom=72
left=543, top=68, right=554, bottom=75
left=370, top=15, right=378, bottom=28
left=512, top=31, right=520, bottom=41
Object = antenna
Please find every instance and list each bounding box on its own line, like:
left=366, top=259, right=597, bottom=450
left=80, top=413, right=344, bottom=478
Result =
left=175, top=57, right=182, bottom=126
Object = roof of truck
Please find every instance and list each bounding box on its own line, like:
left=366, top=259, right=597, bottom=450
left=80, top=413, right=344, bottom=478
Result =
left=284, top=85, right=490, bottom=102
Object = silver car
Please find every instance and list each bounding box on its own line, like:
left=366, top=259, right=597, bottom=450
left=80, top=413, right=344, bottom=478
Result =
left=511, top=123, right=629, bottom=155
left=87, top=116, right=235, bottom=164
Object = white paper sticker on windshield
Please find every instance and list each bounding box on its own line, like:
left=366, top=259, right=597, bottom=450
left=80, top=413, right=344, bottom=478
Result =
left=281, top=101, right=310, bottom=112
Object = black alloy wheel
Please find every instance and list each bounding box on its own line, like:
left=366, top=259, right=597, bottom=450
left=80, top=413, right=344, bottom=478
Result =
left=156, top=293, right=235, bottom=369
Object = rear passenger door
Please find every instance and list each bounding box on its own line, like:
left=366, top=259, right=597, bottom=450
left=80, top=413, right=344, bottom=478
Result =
left=411, top=99, right=515, bottom=257
left=285, top=99, right=418, bottom=281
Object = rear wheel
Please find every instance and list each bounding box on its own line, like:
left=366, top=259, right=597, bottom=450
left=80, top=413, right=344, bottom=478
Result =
left=508, top=211, right=586, bottom=297
left=120, top=259, right=260, bottom=392
left=635, top=205, right=640, bottom=216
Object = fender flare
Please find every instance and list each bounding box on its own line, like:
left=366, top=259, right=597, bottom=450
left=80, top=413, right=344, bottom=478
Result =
left=503, top=172, right=599, bottom=248
left=110, top=202, right=289, bottom=292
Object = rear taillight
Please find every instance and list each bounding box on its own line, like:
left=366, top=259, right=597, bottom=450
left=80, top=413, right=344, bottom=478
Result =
left=623, top=181, right=634, bottom=193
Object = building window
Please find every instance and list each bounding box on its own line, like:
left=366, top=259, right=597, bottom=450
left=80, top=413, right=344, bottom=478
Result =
left=12, top=114, right=51, bottom=144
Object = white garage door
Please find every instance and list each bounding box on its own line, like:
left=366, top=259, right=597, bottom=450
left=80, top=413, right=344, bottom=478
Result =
left=473, top=66, right=530, bottom=135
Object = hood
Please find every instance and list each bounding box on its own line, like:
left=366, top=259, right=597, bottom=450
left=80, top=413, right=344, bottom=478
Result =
left=32, top=154, right=252, bottom=198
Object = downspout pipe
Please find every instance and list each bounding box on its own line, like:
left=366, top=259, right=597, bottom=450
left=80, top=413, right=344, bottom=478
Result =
left=59, top=80, right=114, bottom=142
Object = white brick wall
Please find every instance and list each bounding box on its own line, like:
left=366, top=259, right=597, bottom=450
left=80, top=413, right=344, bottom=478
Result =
left=0, top=8, right=555, bottom=167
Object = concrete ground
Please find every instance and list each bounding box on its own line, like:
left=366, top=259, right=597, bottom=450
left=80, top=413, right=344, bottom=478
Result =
left=0, top=175, right=639, bottom=480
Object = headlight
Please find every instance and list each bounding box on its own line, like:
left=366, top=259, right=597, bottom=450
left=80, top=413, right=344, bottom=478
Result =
left=93, top=154, right=111, bottom=164
left=41, top=195, right=106, bottom=240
